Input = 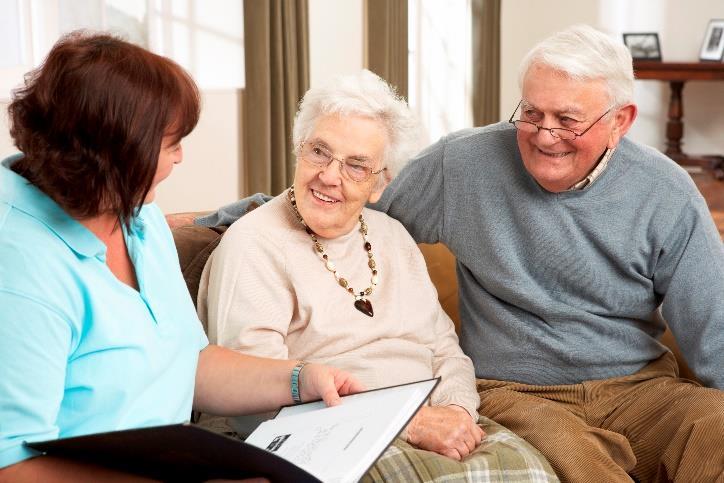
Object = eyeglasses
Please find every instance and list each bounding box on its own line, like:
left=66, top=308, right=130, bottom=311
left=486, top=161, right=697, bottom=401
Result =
left=298, top=142, right=386, bottom=183
left=508, top=100, right=612, bottom=141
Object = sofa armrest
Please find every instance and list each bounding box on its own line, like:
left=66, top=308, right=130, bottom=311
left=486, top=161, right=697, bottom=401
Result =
left=166, top=211, right=212, bottom=230
left=418, top=243, right=460, bottom=333
left=168, top=219, right=226, bottom=333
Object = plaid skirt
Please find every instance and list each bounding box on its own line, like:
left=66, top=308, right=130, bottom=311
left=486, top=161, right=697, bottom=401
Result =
left=361, top=416, right=559, bottom=482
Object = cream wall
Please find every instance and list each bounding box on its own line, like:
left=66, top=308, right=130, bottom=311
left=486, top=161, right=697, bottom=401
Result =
left=309, top=0, right=364, bottom=87
left=154, top=89, right=242, bottom=213
left=501, top=0, right=724, bottom=156
left=0, top=103, right=12, bottom=159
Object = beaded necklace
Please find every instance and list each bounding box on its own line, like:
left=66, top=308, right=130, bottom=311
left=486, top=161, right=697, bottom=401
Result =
left=288, top=186, right=378, bottom=317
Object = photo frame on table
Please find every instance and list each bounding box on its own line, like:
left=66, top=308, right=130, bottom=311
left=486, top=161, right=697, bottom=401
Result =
left=699, top=19, right=724, bottom=61
left=623, top=33, right=662, bottom=61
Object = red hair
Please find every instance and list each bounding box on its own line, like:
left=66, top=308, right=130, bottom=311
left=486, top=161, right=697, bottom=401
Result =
left=9, top=31, right=200, bottom=223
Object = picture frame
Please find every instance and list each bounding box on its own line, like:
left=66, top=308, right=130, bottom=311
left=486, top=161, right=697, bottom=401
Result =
left=623, top=33, right=662, bottom=61
left=699, top=19, right=724, bottom=62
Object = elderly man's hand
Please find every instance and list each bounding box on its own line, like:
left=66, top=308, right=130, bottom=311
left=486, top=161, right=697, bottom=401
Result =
left=299, top=363, right=366, bottom=406
left=406, top=405, right=485, bottom=460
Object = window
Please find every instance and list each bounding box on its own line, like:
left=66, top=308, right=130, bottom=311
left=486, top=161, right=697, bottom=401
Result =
left=0, top=0, right=32, bottom=100
left=0, top=0, right=244, bottom=100
left=408, top=0, right=472, bottom=145
left=149, top=0, right=244, bottom=89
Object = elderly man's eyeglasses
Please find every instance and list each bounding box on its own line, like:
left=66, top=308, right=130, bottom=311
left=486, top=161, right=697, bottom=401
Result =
left=298, top=142, right=386, bottom=183
left=508, top=100, right=612, bottom=141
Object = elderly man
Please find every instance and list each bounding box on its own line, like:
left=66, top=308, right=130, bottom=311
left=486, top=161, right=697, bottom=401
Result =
left=373, top=25, right=724, bottom=482
left=197, top=25, right=723, bottom=482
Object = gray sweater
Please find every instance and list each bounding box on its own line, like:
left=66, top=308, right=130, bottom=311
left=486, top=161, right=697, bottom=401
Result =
left=373, top=123, right=724, bottom=388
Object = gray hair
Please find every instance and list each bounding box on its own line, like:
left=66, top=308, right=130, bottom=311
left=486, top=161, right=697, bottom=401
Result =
left=518, top=24, right=634, bottom=107
left=292, top=69, right=422, bottom=182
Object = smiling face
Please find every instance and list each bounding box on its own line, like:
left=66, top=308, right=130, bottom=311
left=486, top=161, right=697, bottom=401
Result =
left=517, top=63, right=632, bottom=192
left=293, top=114, right=388, bottom=239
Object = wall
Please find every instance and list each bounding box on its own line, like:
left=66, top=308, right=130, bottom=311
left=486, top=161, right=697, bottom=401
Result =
left=309, top=0, right=364, bottom=87
left=500, top=0, right=724, bottom=156
left=154, top=89, right=242, bottom=213
left=0, top=103, right=11, bottom=158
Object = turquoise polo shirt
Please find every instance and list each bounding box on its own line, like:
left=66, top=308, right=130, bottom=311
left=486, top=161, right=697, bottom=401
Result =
left=0, top=155, right=208, bottom=468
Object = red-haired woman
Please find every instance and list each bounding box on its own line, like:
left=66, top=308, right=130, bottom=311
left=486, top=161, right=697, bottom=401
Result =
left=0, top=31, right=361, bottom=482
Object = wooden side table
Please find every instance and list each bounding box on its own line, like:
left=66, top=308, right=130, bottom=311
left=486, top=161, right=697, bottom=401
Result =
left=633, top=61, right=724, bottom=179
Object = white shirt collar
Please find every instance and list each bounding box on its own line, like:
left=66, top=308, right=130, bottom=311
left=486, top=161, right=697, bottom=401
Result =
left=568, top=147, right=615, bottom=191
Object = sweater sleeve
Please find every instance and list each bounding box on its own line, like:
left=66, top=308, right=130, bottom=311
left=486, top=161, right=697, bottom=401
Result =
left=200, top=222, right=295, bottom=359
left=654, top=195, right=724, bottom=389
left=372, top=136, right=447, bottom=244
left=428, top=304, right=481, bottom=421
left=405, top=243, right=480, bottom=421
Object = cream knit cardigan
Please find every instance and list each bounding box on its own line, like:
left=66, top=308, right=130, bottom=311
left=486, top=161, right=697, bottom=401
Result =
left=198, top=193, right=480, bottom=419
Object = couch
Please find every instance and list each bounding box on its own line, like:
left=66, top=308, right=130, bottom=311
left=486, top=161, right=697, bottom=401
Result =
left=167, top=213, right=699, bottom=384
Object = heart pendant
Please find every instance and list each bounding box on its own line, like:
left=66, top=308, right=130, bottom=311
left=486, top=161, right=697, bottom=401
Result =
left=354, top=298, right=374, bottom=317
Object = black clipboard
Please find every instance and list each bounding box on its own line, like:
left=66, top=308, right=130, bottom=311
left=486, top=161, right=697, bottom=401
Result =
left=27, top=423, right=319, bottom=482
left=26, top=378, right=439, bottom=482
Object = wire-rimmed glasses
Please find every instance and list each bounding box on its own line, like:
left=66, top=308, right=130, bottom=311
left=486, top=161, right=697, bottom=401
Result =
left=298, top=142, right=386, bottom=183
left=508, top=100, right=612, bottom=141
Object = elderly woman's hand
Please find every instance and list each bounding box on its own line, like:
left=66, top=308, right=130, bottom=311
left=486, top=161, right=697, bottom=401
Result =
left=406, top=405, right=485, bottom=460
left=299, top=363, right=366, bottom=406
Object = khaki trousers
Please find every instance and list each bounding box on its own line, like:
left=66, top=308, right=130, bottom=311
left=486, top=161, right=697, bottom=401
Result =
left=477, top=353, right=724, bottom=482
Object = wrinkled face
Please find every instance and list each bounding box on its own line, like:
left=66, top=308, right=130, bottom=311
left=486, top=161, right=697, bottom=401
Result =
left=517, top=63, right=619, bottom=192
left=146, top=135, right=183, bottom=203
left=293, top=114, right=388, bottom=239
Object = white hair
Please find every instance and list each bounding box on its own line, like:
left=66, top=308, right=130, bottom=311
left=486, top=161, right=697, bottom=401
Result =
left=292, top=69, right=422, bottom=182
left=518, top=24, right=634, bottom=107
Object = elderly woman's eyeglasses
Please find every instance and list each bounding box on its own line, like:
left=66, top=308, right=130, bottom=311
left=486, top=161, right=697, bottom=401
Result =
left=508, top=100, right=612, bottom=141
left=298, top=142, right=386, bottom=183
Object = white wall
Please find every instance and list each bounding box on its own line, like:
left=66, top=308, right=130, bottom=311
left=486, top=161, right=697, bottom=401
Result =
left=501, top=0, right=724, bottom=156
left=155, top=89, right=242, bottom=213
left=0, top=102, right=12, bottom=158
left=309, top=0, right=364, bottom=88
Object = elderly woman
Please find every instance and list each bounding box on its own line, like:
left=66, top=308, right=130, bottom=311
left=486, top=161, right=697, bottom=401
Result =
left=0, top=32, right=361, bottom=482
left=198, top=70, right=557, bottom=481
